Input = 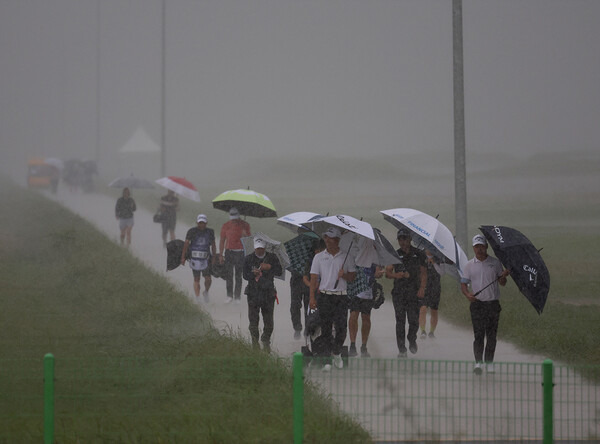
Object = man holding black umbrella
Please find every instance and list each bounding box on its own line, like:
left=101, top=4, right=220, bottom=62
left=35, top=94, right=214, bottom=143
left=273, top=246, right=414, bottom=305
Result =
left=461, top=234, right=510, bottom=375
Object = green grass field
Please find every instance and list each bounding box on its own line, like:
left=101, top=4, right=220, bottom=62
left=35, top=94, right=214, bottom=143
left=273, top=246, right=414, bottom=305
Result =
left=0, top=177, right=371, bottom=443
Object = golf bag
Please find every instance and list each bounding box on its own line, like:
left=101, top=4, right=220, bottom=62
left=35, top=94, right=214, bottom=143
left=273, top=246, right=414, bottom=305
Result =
left=300, top=307, right=348, bottom=367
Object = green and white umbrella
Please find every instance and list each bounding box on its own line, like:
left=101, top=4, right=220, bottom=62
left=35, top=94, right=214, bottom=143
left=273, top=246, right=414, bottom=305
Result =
left=212, top=188, right=277, bottom=218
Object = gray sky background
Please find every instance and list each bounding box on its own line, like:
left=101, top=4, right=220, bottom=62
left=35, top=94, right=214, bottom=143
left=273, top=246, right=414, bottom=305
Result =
left=1, top=0, right=599, bottom=184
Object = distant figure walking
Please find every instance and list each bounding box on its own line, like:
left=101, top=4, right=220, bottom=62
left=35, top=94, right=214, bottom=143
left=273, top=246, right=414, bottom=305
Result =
left=160, top=190, right=179, bottom=247
left=115, top=187, right=136, bottom=247
left=218, top=207, right=251, bottom=304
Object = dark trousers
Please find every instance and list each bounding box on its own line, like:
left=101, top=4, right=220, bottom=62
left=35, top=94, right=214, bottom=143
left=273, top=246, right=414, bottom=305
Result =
left=247, top=293, right=275, bottom=346
left=316, top=293, right=348, bottom=358
left=392, top=293, right=419, bottom=353
left=225, top=250, right=245, bottom=299
left=290, top=277, right=309, bottom=332
left=470, top=300, right=501, bottom=363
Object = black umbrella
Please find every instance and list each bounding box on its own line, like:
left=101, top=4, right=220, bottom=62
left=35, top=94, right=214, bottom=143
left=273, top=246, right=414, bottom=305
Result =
left=166, top=239, right=185, bottom=271
left=479, top=225, right=550, bottom=314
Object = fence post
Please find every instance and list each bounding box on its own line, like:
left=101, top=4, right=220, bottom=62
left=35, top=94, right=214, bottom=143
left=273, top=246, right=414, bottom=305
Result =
left=44, top=353, right=55, bottom=444
left=292, top=352, right=304, bottom=444
left=542, top=359, right=553, bottom=444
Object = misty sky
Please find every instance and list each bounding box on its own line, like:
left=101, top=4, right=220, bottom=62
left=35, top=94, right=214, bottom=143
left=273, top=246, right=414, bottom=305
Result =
left=1, top=0, right=599, bottom=181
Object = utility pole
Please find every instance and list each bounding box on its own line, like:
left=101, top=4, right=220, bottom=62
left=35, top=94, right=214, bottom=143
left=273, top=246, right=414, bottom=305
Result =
left=453, top=0, right=468, bottom=251
left=160, top=0, right=166, bottom=177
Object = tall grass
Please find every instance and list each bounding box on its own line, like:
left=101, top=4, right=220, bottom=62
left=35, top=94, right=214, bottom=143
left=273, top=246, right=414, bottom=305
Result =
left=0, top=177, right=371, bottom=443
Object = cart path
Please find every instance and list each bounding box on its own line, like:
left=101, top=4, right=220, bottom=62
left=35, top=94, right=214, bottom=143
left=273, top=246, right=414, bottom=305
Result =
left=49, top=189, right=547, bottom=364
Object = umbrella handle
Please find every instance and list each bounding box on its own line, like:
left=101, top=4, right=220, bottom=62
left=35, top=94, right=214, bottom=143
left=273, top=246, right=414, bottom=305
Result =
left=333, top=240, right=354, bottom=289
left=473, top=275, right=501, bottom=297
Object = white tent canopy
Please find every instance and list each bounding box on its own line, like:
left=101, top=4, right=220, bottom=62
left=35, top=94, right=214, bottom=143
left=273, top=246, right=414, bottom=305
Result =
left=120, top=127, right=161, bottom=153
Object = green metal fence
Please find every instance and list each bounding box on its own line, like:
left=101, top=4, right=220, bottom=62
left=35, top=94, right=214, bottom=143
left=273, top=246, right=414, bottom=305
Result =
left=1, top=354, right=599, bottom=443
left=302, top=356, right=599, bottom=442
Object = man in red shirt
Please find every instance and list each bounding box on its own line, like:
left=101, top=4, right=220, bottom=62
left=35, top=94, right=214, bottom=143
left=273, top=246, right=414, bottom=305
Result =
left=218, top=207, right=251, bottom=303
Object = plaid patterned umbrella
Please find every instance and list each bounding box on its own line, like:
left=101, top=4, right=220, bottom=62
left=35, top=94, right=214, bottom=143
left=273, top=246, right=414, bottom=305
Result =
left=283, top=234, right=317, bottom=276
left=347, top=267, right=371, bottom=297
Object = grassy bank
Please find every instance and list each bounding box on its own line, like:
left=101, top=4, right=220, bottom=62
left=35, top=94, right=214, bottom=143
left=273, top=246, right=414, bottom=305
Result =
left=0, top=177, right=371, bottom=443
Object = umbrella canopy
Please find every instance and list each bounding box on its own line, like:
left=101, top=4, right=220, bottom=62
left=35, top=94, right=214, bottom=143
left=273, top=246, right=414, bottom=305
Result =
left=305, top=214, right=375, bottom=241
left=156, top=176, right=201, bottom=202
left=380, top=208, right=468, bottom=273
left=277, top=212, right=324, bottom=233
left=212, top=189, right=277, bottom=218
left=284, top=233, right=319, bottom=275
left=352, top=228, right=402, bottom=267
left=479, top=225, right=550, bottom=314
left=166, top=239, right=185, bottom=271
left=240, top=232, right=289, bottom=280
left=109, top=174, right=155, bottom=189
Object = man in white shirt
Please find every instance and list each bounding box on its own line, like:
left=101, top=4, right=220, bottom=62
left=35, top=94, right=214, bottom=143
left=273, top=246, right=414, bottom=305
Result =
left=309, top=227, right=356, bottom=371
left=461, top=234, right=510, bottom=375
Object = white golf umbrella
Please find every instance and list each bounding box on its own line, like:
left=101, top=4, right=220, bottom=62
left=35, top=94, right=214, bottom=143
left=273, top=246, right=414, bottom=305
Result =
left=351, top=228, right=402, bottom=267
left=380, top=208, right=468, bottom=273
left=277, top=212, right=324, bottom=233
left=305, top=214, right=375, bottom=241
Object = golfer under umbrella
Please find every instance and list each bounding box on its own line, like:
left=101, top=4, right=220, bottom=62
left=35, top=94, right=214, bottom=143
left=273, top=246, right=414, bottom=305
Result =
left=380, top=208, right=468, bottom=278
left=212, top=188, right=277, bottom=218
left=155, top=176, right=201, bottom=202
left=240, top=232, right=290, bottom=280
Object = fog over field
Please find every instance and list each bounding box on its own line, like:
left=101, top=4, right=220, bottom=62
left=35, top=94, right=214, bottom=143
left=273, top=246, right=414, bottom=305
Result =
left=1, top=0, right=599, bottom=232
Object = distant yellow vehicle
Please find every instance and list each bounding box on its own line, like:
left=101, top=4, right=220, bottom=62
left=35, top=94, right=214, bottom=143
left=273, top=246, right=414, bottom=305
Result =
left=27, top=157, right=60, bottom=192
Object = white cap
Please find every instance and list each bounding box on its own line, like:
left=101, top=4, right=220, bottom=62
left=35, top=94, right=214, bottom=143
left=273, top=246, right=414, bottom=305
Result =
left=254, top=238, right=266, bottom=249
left=472, top=234, right=487, bottom=246
left=197, top=214, right=207, bottom=223
left=323, top=227, right=341, bottom=238
left=229, top=207, right=240, bottom=219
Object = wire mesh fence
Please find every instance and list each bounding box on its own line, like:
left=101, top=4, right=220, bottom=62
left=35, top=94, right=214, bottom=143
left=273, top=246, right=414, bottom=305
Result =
left=1, top=355, right=599, bottom=442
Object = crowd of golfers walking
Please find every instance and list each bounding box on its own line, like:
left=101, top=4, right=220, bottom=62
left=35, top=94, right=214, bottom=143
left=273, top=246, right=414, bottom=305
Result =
left=109, top=181, right=545, bottom=376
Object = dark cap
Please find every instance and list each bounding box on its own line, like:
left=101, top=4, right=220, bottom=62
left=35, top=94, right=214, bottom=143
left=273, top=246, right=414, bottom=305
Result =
left=397, top=228, right=411, bottom=238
